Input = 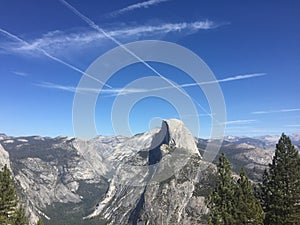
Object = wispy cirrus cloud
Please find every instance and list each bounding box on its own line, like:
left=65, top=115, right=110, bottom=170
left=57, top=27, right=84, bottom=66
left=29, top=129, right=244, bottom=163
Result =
left=12, top=71, right=28, bottom=77
left=36, top=72, right=264, bottom=96
left=131, top=73, right=266, bottom=93
left=59, top=0, right=220, bottom=120
left=0, top=21, right=218, bottom=55
left=37, top=82, right=79, bottom=93
left=0, top=28, right=111, bottom=88
left=285, top=125, right=300, bottom=127
left=252, top=108, right=300, bottom=114
left=224, top=119, right=256, bottom=125
left=109, top=0, right=170, bottom=17
left=180, top=113, right=215, bottom=118
left=180, top=73, right=266, bottom=87
left=225, top=126, right=252, bottom=130
left=36, top=82, right=146, bottom=95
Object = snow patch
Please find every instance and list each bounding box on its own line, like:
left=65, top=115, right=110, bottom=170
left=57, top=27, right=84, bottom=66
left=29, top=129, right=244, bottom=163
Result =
left=32, top=136, right=45, bottom=141
left=236, top=143, right=255, bottom=149
left=17, top=139, right=28, bottom=143
left=3, top=139, right=14, bottom=144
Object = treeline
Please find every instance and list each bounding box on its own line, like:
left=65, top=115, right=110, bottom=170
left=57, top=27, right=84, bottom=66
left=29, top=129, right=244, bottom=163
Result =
left=0, top=164, right=44, bottom=225
left=206, top=133, right=300, bottom=225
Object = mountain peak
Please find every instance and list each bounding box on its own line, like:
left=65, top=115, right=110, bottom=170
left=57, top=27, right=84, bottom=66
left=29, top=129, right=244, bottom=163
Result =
left=163, top=119, right=201, bottom=157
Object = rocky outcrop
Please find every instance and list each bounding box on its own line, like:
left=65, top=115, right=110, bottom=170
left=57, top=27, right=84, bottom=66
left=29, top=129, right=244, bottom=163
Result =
left=87, top=119, right=215, bottom=225
left=0, top=136, right=108, bottom=224
left=0, top=143, right=10, bottom=170
left=0, top=120, right=284, bottom=225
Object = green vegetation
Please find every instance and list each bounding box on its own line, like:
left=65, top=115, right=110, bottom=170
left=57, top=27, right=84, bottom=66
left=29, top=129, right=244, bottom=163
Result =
left=43, top=181, right=108, bottom=225
left=206, top=153, right=264, bottom=224
left=207, top=153, right=237, bottom=224
left=235, top=169, right=264, bottom=224
left=260, top=133, right=300, bottom=225
left=14, top=205, right=28, bottom=225
left=0, top=164, right=29, bottom=225
left=207, top=134, right=300, bottom=225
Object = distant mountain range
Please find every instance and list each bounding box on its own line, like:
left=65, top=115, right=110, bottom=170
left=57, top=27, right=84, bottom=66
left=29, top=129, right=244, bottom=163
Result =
left=0, top=122, right=298, bottom=225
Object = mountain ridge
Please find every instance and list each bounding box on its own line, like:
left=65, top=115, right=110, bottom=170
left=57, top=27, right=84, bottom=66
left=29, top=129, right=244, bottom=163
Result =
left=0, top=121, right=298, bottom=224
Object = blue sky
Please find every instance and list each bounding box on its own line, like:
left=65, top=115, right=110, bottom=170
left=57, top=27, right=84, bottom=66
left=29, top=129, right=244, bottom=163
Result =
left=0, top=0, right=299, bottom=138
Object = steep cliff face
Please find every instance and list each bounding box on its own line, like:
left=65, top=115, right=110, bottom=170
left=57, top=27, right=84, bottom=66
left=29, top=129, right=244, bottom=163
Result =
left=0, top=127, right=168, bottom=224
left=140, top=158, right=215, bottom=225
left=0, top=122, right=291, bottom=224
left=0, top=143, right=10, bottom=170
left=0, top=136, right=108, bottom=224
left=87, top=119, right=215, bottom=225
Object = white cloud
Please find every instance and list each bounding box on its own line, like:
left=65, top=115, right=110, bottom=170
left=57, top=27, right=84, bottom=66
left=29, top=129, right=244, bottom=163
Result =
left=109, top=0, right=170, bottom=17
left=36, top=82, right=146, bottom=95
left=13, top=71, right=28, bottom=77
left=215, top=73, right=265, bottom=83
left=36, top=72, right=265, bottom=96
left=225, top=126, right=252, bottom=130
left=180, top=73, right=266, bottom=87
left=58, top=0, right=220, bottom=108
left=224, top=119, right=256, bottom=125
left=141, top=73, right=266, bottom=92
left=180, top=113, right=215, bottom=118
left=36, top=82, right=78, bottom=93
left=2, top=1, right=220, bottom=99
left=252, top=108, right=300, bottom=114
left=1, top=21, right=217, bottom=54
left=0, top=28, right=111, bottom=88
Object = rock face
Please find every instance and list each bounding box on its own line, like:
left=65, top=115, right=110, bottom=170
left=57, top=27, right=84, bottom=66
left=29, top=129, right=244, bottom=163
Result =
left=0, top=119, right=216, bottom=225
left=0, top=136, right=108, bottom=224
left=86, top=119, right=215, bottom=225
left=0, top=120, right=287, bottom=225
left=0, top=143, right=10, bottom=170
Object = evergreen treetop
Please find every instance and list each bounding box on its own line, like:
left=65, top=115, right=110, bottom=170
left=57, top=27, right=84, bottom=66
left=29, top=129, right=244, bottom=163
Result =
left=260, top=133, right=300, bottom=225
left=0, top=164, right=29, bottom=225
left=235, top=168, right=264, bottom=224
left=207, top=154, right=265, bottom=225
left=0, top=164, right=18, bottom=224
left=207, top=153, right=237, bottom=225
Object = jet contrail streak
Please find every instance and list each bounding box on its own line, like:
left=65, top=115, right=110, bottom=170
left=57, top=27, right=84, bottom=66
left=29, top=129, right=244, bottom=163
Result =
left=59, top=0, right=218, bottom=124
left=0, top=28, right=111, bottom=88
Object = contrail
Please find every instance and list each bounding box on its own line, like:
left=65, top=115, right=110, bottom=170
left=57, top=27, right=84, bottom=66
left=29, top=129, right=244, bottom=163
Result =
left=109, top=0, right=170, bottom=17
left=134, top=73, right=267, bottom=92
left=37, top=73, right=266, bottom=96
left=58, top=0, right=217, bottom=123
left=58, top=0, right=173, bottom=82
left=181, top=73, right=266, bottom=87
left=0, top=28, right=111, bottom=88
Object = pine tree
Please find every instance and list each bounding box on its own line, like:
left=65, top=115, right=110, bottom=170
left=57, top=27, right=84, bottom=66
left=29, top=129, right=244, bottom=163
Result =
left=235, top=168, right=264, bottom=224
left=14, top=205, right=28, bottom=225
left=0, top=164, right=18, bottom=224
left=0, top=164, right=29, bottom=225
left=207, top=153, right=237, bottom=225
left=260, top=133, right=300, bottom=225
